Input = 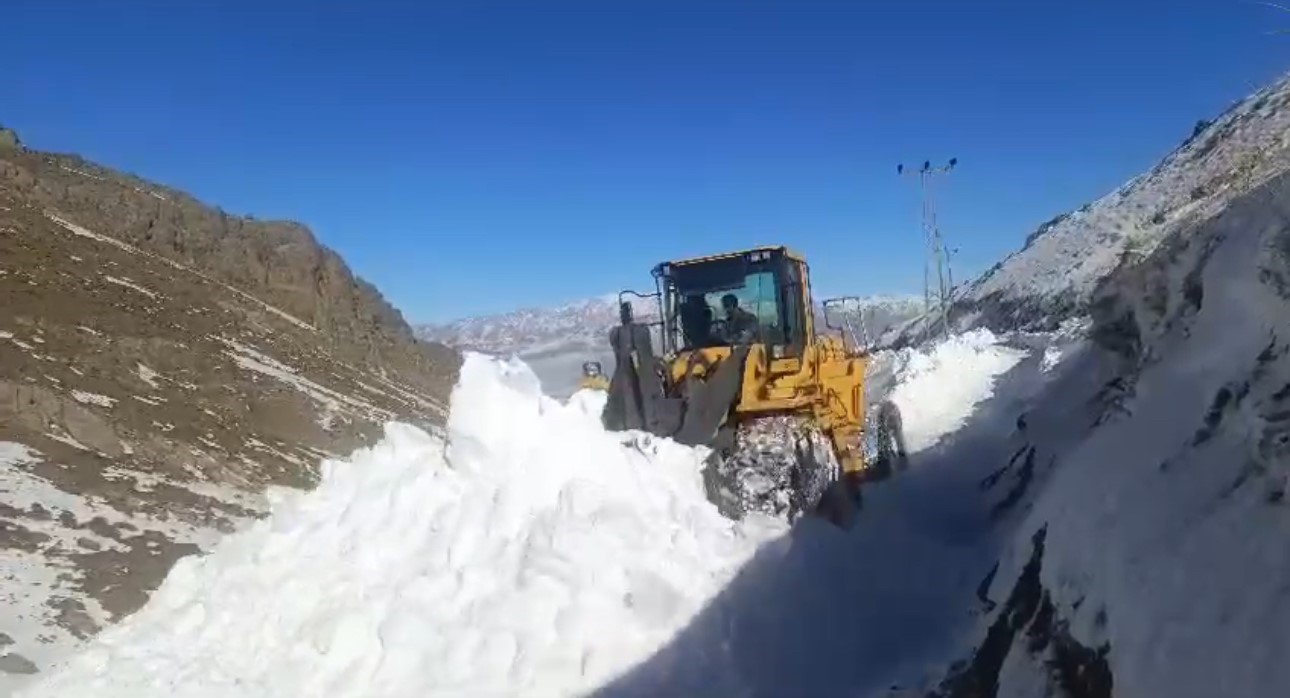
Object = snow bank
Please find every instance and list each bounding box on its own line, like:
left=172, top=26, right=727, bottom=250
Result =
left=16, top=353, right=779, bottom=698
left=886, top=329, right=1027, bottom=453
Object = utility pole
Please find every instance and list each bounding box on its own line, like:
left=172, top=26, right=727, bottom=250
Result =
left=898, top=158, right=957, bottom=339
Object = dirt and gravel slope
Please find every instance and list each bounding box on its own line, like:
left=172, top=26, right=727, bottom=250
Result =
left=0, top=136, right=458, bottom=686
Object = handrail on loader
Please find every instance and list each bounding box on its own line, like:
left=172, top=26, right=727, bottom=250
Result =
left=821, top=296, right=871, bottom=357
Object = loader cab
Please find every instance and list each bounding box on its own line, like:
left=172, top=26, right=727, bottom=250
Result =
left=652, top=246, right=812, bottom=358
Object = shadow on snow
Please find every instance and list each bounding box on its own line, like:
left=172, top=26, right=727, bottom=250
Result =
left=589, top=338, right=1087, bottom=698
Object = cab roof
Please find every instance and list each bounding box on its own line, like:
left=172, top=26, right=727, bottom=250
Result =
left=655, top=245, right=804, bottom=271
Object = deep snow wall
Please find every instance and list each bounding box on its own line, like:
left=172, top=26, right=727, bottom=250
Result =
left=10, top=354, right=782, bottom=698
left=935, top=168, right=1290, bottom=697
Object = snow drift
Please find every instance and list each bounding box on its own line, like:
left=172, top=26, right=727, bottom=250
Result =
left=13, top=353, right=780, bottom=698
left=885, top=329, right=1028, bottom=454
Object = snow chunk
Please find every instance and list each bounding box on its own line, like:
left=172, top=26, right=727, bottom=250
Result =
left=218, top=336, right=393, bottom=424
left=18, top=353, right=777, bottom=697
left=58, top=166, right=106, bottom=182
left=43, top=428, right=93, bottom=452
left=226, top=287, right=315, bottom=332
left=0, top=442, right=41, bottom=468
left=1040, top=344, right=1065, bottom=373
left=135, top=363, right=161, bottom=389
left=70, top=390, right=117, bottom=408
left=46, top=214, right=139, bottom=256
left=102, top=275, right=158, bottom=299
left=887, top=329, right=1027, bottom=453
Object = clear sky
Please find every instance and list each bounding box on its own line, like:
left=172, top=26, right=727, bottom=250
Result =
left=7, top=1, right=1289, bottom=323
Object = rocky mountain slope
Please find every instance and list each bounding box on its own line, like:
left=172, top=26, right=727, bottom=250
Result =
left=928, top=159, right=1290, bottom=698
left=885, top=69, right=1290, bottom=347
left=850, top=68, right=1290, bottom=697
left=0, top=134, right=458, bottom=687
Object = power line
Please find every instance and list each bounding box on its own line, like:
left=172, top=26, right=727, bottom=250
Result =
left=898, top=158, right=957, bottom=339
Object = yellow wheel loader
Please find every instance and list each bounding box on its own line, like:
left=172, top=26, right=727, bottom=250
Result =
left=600, top=245, right=907, bottom=528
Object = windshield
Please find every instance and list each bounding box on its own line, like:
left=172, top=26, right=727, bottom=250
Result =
left=661, top=255, right=786, bottom=351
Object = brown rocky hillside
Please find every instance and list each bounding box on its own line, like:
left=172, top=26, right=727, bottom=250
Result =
left=0, top=132, right=460, bottom=688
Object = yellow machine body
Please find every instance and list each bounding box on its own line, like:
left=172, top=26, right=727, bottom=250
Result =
left=668, top=341, right=868, bottom=473
left=657, top=246, right=872, bottom=476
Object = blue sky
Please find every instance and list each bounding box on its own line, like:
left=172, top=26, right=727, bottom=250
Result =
left=7, top=1, right=1289, bottom=323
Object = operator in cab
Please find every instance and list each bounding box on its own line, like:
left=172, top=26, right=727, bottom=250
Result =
left=679, top=294, right=717, bottom=348
left=719, top=293, right=759, bottom=344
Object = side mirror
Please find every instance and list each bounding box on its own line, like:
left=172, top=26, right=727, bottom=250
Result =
left=619, top=301, right=634, bottom=325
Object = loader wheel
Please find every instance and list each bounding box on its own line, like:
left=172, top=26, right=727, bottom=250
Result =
left=700, top=415, right=845, bottom=526
left=813, top=475, right=860, bottom=529
left=868, top=400, right=909, bottom=480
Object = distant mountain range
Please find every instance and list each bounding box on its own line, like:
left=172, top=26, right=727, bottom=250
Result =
left=415, top=293, right=926, bottom=358
left=414, top=292, right=925, bottom=399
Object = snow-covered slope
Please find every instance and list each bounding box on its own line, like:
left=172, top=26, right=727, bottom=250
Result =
left=889, top=69, right=1290, bottom=345
left=942, top=164, right=1290, bottom=698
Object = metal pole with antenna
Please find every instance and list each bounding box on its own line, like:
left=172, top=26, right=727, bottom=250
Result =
left=898, top=157, right=957, bottom=339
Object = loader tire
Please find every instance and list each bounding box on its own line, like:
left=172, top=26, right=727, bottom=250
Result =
left=812, top=476, right=860, bottom=529
left=868, top=400, right=909, bottom=480
left=700, top=415, right=844, bottom=526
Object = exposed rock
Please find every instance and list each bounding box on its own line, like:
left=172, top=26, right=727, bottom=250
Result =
left=0, top=127, right=20, bottom=151
left=0, top=654, right=38, bottom=676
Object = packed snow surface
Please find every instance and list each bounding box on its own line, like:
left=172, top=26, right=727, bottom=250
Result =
left=15, top=353, right=781, bottom=698
left=886, top=329, right=1027, bottom=453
